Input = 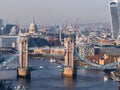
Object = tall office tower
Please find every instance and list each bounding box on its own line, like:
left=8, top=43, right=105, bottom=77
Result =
left=110, top=0, right=119, bottom=39
left=0, top=19, right=3, bottom=28
left=110, top=0, right=120, bottom=40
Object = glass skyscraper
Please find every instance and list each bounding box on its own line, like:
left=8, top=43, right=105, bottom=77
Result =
left=0, top=19, right=3, bottom=28
left=110, top=0, right=120, bottom=39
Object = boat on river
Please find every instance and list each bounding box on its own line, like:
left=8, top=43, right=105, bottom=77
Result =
left=110, top=71, right=120, bottom=82
left=50, top=58, right=56, bottom=63
left=104, top=76, right=108, bottom=81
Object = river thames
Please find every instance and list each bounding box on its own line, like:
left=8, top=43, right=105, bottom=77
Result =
left=0, top=55, right=119, bottom=90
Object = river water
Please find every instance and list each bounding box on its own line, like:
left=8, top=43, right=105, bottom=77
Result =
left=0, top=55, right=119, bottom=90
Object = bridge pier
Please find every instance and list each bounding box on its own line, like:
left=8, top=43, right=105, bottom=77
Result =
left=17, top=37, right=31, bottom=78
left=62, top=37, right=76, bottom=78
left=17, top=68, right=31, bottom=78
left=62, top=67, right=76, bottom=77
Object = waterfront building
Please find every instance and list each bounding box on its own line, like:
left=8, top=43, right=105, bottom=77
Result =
left=101, top=45, right=120, bottom=64
left=78, top=44, right=94, bottom=57
left=75, top=34, right=90, bottom=46
left=5, top=24, right=15, bottom=35
left=9, top=26, right=18, bottom=36
left=0, top=36, right=19, bottom=50
left=109, top=0, right=120, bottom=39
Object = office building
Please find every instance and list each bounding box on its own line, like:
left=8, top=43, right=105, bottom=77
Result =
left=110, top=0, right=119, bottom=39
left=0, top=19, right=3, bottom=28
left=0, top=36, right=19, bottom=50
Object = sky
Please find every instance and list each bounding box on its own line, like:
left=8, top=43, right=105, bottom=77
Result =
left=0, top=0, right=112, bottom=25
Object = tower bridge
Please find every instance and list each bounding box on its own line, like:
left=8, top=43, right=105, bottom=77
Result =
left=0, top=36, right=120, bottom=78
left=19, top=36, right=76, bottom=78
left=17, top=37, right=30, bottom=78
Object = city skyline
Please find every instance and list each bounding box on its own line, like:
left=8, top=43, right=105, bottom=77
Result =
left=0, top=0, right=112, bottom=25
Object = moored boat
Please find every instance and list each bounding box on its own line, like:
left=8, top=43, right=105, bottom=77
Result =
left=104, top=76, right=108, bottom=81
left=110, top=71, right=120, bottom=82
left=50, top=58, right=56, bottom=63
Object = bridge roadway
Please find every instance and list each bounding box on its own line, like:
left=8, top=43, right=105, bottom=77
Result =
left=0, top=61, right=118, bottom=71
left=0, top=65, right=118, bottom=71
left=0, top=48, right=119, bottom=71
left=29, top=46, right=120, bottom=69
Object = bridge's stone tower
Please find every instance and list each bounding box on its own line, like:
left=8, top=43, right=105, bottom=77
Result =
left=62, top=37, right=76, bottom=77
left=17, top=37, right=30, bottom=78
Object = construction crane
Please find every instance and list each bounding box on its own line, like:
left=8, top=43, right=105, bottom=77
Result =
left=73, top=18, right=79, bottom=32
left=63, top=19, right=69, bottom=34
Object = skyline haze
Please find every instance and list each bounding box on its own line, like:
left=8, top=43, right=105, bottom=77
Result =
left=0, top=0, right=112, bottom=25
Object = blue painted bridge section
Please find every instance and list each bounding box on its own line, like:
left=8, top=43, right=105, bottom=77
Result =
left=74, top=49, right=120, bottom=69
left=0, top=48, right=119, bottom=71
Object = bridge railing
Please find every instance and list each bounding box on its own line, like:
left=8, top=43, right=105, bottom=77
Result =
left=74, top=49, right=101, bottom=67
left=0, top=52, right=19, bottom=70
left=74, top=49, right=120, bottom=69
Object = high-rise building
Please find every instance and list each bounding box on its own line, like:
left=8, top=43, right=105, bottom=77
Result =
left=110, top=0, right=120, bottom=39
left=0, top=36, right=19, bottom=50
left=0, top=19, right=3, bottom=28
left=109, top=0, right=120, bottom=40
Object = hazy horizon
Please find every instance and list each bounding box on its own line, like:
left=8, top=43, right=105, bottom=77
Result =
left=0, top=0, right=112, bottom=25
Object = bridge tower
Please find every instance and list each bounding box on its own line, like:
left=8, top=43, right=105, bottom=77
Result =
left=62, top=37, right=76, bottom=77
left=17, top=37, right=30, bottom=78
